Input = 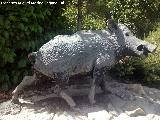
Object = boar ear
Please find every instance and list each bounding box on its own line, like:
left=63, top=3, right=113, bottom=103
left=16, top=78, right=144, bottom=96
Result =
left=108, top=19, right=118, bottom=31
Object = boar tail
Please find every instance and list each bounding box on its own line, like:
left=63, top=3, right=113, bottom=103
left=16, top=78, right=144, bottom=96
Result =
left=28, top=52, right=37, bottom=64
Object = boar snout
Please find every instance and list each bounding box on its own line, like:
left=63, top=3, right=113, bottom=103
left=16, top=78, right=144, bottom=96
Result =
left=141, top=40, right=157, bottom=53
left=137, top=43, right=157, bottom=57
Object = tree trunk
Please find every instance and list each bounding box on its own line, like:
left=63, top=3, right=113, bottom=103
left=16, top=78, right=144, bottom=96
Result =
left=77, top=0, right=82, bottom=31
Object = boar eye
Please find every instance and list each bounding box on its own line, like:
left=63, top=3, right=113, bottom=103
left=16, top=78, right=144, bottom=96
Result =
left=125, top=32, right=129, bottom=36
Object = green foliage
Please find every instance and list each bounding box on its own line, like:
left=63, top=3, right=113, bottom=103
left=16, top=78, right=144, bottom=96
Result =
left=62, top=0, right=106, bottom=32
left=143, top=23, right=160, bottom=81
left=143, top=53, right=160, bottom=81
left=0, top=2, right=68, bottom=91
left=110, top=57, right=145, bottom=82
left=110, top=57, right=135, bottom=80
left=64, top=0, right=160, bottom=38
left=107, top=0, right=160, bottom=38
left=62, top=1, right=77, bottom=32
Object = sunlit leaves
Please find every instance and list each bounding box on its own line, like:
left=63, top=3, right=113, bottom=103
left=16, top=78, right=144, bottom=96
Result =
left=107, top=0, right=159, bottom=38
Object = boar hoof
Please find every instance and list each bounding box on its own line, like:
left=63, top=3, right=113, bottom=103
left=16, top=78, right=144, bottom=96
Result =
left=12, top=87, right=21, bottom=104
left=88, top=93, right=96, bottom=104
left=70, top=107, right=81, bottom=111
left=11, top=96, right=20, bottom=104
left=12, top=87, right=18, bottom=95
left=59, top=91, right=76, bottom=107
left=89, top=98, right=96, bottom=105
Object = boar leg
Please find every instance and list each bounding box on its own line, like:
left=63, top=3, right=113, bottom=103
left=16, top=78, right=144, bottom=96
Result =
left=12, top=74, right=37, bottom=102
left=94, top=68, right=107, bottom=94
left=88, top=68, right=100, bottom=105
left=100, top=72, right=114, bottom=93
left=55, top=73, right=76, bottom=107
left=59, top=91, right=76, bottom=107
left=88, top=78, right=96, bottom=104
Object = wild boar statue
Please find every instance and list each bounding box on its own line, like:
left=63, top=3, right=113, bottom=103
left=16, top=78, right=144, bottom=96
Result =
left=12, top=19, right=157, bottom=108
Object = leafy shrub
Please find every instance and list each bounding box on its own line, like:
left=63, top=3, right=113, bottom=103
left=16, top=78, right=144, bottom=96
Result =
left=0, top=2, right=68, bottom=91
left=143, top=23, right=160, bottom=81
left=107, top=0, right=160, bottom=38
left=62, top=0, right=106, bottom=32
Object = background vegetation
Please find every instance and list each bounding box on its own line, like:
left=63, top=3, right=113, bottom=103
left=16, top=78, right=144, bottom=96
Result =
left=0, top=1, right=70, bottom=91
left=0, top=0, right=160, bottom=91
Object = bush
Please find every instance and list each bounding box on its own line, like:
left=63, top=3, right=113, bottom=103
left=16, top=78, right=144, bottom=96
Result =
left=0, top=2, right=68, bottom=91
left=107, top=0, right=160, bottom=38
left=143, top=23, right=160, bottom=81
